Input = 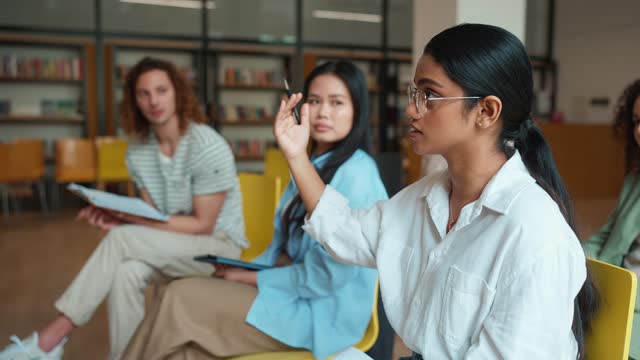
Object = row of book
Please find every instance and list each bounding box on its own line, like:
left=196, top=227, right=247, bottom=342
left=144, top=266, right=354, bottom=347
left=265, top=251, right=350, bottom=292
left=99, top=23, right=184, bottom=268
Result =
left=0, top=98, right=80, bottom=116
left=41, top=99, right=81, bottom=116
left=1, top=55, right=84, bottom=80
left=228, top=139, right=277, bottom=158
left=217, top=104, right=274, bottom=123
left=223, top=67, right=282, bottom=87
left=114, top=64, right=196, bottom=83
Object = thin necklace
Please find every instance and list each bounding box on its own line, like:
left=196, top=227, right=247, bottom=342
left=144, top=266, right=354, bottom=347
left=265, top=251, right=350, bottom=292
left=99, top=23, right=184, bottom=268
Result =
left=447, top=188, right=458, bottom=233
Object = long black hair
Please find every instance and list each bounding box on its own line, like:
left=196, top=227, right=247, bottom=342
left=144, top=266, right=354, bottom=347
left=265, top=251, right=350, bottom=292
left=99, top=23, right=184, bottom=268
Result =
left=281, top=61, right=372, bottom=247
left=612, top=79, right=640, bottom=174
left=424, top=23, right=599, bottom=358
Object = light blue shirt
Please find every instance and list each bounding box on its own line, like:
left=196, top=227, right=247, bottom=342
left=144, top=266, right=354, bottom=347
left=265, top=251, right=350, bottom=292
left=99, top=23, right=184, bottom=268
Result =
left=246, top=149, right=388, bottom=359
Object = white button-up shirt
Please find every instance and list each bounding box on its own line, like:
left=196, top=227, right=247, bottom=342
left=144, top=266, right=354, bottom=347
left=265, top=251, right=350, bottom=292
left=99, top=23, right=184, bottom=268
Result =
left=303, top=152, right=586, bottom=359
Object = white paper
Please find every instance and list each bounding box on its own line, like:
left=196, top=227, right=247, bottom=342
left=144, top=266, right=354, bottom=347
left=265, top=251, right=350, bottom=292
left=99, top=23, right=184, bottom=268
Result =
left=67, top=183, right=169, bottom=222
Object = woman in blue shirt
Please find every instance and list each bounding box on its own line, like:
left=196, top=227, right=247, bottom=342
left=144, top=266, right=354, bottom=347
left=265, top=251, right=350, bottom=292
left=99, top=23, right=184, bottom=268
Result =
left=122, top=61, right=388, bottom=360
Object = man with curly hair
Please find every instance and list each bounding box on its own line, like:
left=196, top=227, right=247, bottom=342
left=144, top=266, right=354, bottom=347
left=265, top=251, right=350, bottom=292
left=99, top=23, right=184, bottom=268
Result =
left=0, top=57, right=246, bottom=360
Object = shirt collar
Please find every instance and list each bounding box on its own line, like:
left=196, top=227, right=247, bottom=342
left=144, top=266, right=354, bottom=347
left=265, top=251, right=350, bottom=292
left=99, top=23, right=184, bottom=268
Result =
left=310, top=150, right=333, bottom=167
left=423, top=151, right=535, bottom=215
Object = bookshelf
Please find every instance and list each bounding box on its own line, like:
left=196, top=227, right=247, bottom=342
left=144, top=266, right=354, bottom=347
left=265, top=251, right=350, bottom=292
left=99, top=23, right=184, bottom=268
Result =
left=209, top=44, right=294, bottom=172
left=0, top=33, right=97, bottom=158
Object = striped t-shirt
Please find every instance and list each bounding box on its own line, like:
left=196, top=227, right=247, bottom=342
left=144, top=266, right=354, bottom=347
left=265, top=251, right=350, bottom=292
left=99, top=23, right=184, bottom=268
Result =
left=126, top=122, right=247, bottom=248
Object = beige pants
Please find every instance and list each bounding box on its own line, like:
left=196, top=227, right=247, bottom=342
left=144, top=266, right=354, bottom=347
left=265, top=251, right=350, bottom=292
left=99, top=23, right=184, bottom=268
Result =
left=122, top=277, right=296, bottom=360
left=54, top=225, right=242, bottom=360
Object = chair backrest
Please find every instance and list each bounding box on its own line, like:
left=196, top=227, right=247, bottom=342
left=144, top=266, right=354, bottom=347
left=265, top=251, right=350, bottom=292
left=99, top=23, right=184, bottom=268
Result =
left=264, top=148, right=290, bottom=193
left=238, top=173, right=282, bottom=261
left=586, top=258, right=637, bottom=360
left=352, top=280, right=380, bottom=353
left=11, top=139, right=46, bottom=181
left=95, top=136, right=130, bottom=182
left=0, top=143, right=12, bottom=182
left=54, top=138, right=97, bottom=183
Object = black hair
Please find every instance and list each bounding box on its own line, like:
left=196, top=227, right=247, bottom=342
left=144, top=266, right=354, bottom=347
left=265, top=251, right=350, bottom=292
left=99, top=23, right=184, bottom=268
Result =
left=424, top=23, right=599, bottom=359
left=281, top=61, right=372, bottom=246
left=612, top=79, right=640, bottom=173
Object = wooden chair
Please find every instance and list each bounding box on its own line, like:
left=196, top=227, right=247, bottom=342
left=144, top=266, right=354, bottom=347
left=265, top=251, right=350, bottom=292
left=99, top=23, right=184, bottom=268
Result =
left=13, top=139, right=48, bottom=213
left=264, top=148, right=290, bottom=194
left=52, top=138, right=97, bottom=209
left=586, top=258, right=637, bottom=359
left=0, top=139, right=48, bottom=215
left=238, top=173, right=282, bottom=261
left=95, top=136, right=135, bottom=196
left=0, top=143, right=16, bottom=217
left=230, top=282, right=380, bottom=360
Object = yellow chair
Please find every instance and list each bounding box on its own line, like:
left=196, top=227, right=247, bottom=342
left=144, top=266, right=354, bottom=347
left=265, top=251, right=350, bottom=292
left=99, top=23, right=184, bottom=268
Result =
left=238, top=173, right=282, bottom=261
left=95, top=136, right=135, bottom=196
left=151, top=173, right=282, bottom=300
left=264, top=148, right=290, bottom=194
left=585, top=258, right=637, bottom=360
left=230, top=281, right=380, bottom=360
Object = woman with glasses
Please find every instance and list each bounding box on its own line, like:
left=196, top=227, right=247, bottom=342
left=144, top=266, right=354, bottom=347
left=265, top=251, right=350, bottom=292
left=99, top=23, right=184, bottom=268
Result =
left=274, top=23, right=599, bottom=359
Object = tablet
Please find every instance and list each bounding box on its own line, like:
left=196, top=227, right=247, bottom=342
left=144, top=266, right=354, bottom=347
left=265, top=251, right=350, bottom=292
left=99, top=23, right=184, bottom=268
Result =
left=194, top=255, right=271, bottom=271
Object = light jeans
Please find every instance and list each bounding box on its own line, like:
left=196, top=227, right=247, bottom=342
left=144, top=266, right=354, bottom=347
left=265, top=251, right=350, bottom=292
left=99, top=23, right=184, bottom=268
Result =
left=54, top=224, right=242, bottom=360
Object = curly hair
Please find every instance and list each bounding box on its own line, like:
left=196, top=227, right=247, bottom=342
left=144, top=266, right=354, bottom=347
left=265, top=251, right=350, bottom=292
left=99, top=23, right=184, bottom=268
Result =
left=120, top=57, right=206, bottom=139
left=613, top=79, right=640, bottom=174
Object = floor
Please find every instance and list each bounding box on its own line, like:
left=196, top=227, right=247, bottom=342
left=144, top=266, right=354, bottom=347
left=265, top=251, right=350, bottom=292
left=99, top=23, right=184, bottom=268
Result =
left=0, top=196, right=617, bottom=359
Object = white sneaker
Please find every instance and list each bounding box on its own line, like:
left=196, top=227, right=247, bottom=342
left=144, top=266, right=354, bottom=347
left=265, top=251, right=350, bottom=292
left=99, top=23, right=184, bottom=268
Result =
left=0, top=332, right=66, bottom=360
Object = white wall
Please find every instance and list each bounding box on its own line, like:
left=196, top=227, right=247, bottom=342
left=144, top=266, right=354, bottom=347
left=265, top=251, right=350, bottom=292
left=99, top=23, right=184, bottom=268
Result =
left=554, top=0, right=640, bottom=123
left=412, top=0, right=526, bottom=70
left=456, top=0, right=526, bottom=42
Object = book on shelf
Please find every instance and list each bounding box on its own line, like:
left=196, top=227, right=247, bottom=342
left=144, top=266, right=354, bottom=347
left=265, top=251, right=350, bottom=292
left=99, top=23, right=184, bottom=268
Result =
left=218, top=104, right=273, bottom=123
left=222, top=67, right=281, bottom=87
left=1, top=54, right=83, bottom=80
left=0, top=100, right=11, bottom=115
left=41, top=99, right=81, bottom=117
left=227, top=138, right=275, bottom=159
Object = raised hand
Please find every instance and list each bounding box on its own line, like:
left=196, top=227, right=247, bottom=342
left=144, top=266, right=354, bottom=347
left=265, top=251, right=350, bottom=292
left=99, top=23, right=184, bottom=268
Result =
left=273, top=93, right=310, bottom=161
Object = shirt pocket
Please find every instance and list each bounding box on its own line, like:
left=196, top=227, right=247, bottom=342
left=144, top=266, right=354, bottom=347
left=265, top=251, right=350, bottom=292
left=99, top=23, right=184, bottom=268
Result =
left=438, top=266, right=495, bottom=347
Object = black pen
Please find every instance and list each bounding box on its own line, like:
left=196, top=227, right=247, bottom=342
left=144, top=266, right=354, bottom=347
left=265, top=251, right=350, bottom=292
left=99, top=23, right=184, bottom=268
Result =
left=283, top=79, right=301, bottom=124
